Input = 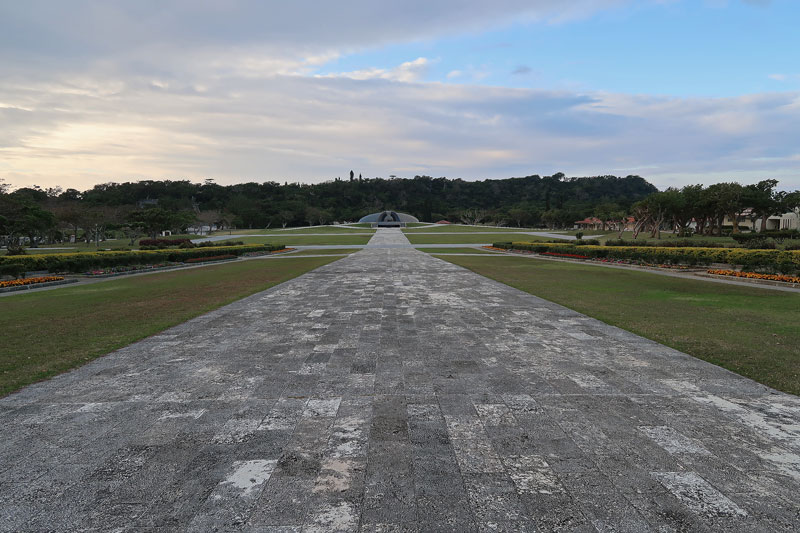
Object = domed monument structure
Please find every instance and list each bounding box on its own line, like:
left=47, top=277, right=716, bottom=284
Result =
left=358, top=210, right=419, bottom=228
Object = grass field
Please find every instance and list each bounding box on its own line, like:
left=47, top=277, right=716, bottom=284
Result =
left=288, top=248, right=361, bottom=255
left=0, top=256, right=339, bottom=397
left=406, top=233, right=549, bottom=245
left=214, top=226, right=374, bottom=235
left=440, top=255, right=800, bottom=395
left=6, top=234, right=205, bottom=255
left=229, top=235, right=371, bottom=246
left=554, top=229, right=741, bottom=245
left=421, top=247, right=497, bottom=254
left=404, top=225, right=536, bottom=233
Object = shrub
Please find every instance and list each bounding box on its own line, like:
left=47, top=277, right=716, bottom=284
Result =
left=0, top=244, right=285, bottom=274
left=575, top=231, right=584, bottom=240
left=196, top=240, right=245, bottom=247
left=603, top=239, right=727, bottom=248
left=185, top=254, right=237, bottom=263
left=496, top=241, right=800, bottom=274
left=574, top=239, right=600, bottom=246
left=138, top=238, right=194, bottom=248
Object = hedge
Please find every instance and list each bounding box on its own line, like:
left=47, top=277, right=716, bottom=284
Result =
left=493, top=241, right=800, bottom=274
left=731, top=230, right=800, bottom=244
left=138, top=238, right=193, bottom=247
left=0, top=244, right=285, bottom=275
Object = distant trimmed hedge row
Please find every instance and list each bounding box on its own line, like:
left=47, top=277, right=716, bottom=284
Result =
left=494, top=241, right=800, bottom=274
left=731, top=230, right=800, bottom=244
left=0, top=244, right=284, bottom=276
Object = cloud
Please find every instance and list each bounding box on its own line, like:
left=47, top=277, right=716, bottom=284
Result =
left=769, top=74, right=787, bottom=81
left=320, top=57, right=431, bottom=83
left=2, top=67, right=799, bottom=191
left=512, top=65, right=533, bottom=75
left=0, top=1, right=631, bottom=62
left=0, top=1, right=798, bottom=191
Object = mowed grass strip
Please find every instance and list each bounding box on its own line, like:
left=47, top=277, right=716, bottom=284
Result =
left=288, top=249, right=361, bottom=255
left=421, top=247, right=497, bottom=254
left=235, top=235, right=371, bottom=246
left=214, top=226, right=375, bottom=235
left=405, top=233, right=550, bottom=245
left=404, top=225, right=535, bottom=233
left=440, top=255, right=800, bottom=395
left=0, top=256, right=339, bottom=397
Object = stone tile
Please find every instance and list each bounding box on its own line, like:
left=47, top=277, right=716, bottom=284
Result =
left=1, top=231, right=799, bottom=530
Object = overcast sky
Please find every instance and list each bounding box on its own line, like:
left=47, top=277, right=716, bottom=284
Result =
left=1, top=0, right=799, bottom=191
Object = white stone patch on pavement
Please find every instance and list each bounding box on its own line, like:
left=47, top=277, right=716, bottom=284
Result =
left=304, top=398, right=342, bottom=418
left=503, top=455, right=565, bottom=494
left=219, top=459, right=278, bottom=497
left=638, top=425, right=712, bottom=456
left=653, top=472, right=748, bottom=518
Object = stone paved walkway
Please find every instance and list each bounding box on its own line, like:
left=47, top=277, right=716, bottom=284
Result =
left=1, top=230, right=799, bottom=531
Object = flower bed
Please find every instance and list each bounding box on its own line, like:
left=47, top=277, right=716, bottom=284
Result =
left=0, top=276, right=64, bottom=288
left=241, top=247, right=295, bottom=257
left=84, top=263, right=178, bottom=276
left=185, top=254, right=237, bottom=263
left=493, top=241, right=800, bottom=274
left=139, top=238, right=193, bottom=248
left=0, top=244, right=284, bottom=274
left=542, top=251, right=590, bottom=259
left=707, top=269, right=800, bottom=284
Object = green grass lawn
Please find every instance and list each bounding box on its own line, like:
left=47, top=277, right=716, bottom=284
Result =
left=288, top=248, right=361, bottom=255
left=440, top=255, right=800, bottom=395
left=9, top=234, right=206, bottom=255
left=214, top=226, right=374, bottom=235
left=406, top=233, right=549, bottom=245
left=0, top=256, right=339, bottom=397
left=340, top=223, right=373, bottom=228
left=421, top=247, right=497, bottom=254
left=232, top=235, right=371, bottom=246
left=404, top=224, right=536, bottom=233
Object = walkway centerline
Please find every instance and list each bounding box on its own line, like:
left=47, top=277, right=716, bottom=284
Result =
left=1, top=229, right=798, bottom=530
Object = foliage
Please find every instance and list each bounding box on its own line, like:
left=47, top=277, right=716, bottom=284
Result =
left=0, top=276, right=64, bottom=288
left=707, top=269, right=800, bottom=284
left=0, top=244, right=284, bottom=273
left=496, top=241, right=800, bottom=274
left=139, top=238, right=194, bottom=248
left=185, top=254, right=237, bottom=263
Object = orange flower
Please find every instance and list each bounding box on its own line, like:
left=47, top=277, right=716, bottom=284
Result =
left=0, top=276, right=65, bottom=288
left=707, top=269, right=800, bottom=284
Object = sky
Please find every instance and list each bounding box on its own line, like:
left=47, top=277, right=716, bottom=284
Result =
left=1, top=0, right=799, bottom=192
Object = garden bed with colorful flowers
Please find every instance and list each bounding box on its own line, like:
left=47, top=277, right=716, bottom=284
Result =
left=82, top=263, right=181, bottom=277
left=0, top=276, right=64, bottom=288
left=484, top=246, right=697, bottom=271
left=241, top=247, right=295, bottom=257
left=541, top=251, right=590, bottom=259
left=706, top=269, right=800, bottom=285
left=0, top=276, right=77, bottom=293
left=185, top=254, right=237, bottom=264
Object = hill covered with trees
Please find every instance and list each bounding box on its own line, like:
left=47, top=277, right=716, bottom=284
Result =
left=9, top=173, right=657, bottom=232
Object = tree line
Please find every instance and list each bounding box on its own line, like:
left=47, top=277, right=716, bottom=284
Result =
left=628, top=180, right=800, bottom=239
left=0, top=173, right=657, bottom=247
left=2, top=173, right=797, bottom=248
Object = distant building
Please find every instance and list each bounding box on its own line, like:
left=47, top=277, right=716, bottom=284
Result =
left=358, top=210, right=419, bottom=228
left=722, top=209, right=800, bottom=231
left=137, top=198, right=158, bottom=209
left=573, top=217, right=603, bottom=230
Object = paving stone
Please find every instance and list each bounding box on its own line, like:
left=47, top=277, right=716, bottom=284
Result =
left=0, top=229, right=798, bottom=529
